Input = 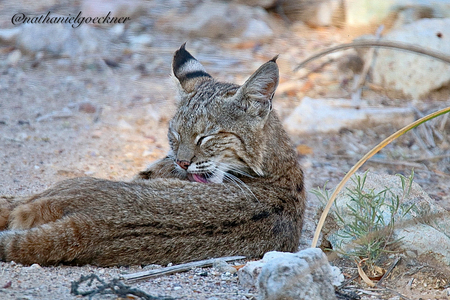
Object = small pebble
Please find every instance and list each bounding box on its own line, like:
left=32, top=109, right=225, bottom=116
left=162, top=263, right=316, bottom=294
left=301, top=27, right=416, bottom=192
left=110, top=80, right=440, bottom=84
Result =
left=79, top=102, right=97, bottom=114
left=7, top=49, right=21, bottom=66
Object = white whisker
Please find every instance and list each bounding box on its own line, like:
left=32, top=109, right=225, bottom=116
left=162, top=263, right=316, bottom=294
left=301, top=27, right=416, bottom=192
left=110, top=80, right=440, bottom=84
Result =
left=217, top=162, right=254, bottom=178
left=214, top=166, right=260, bottom=203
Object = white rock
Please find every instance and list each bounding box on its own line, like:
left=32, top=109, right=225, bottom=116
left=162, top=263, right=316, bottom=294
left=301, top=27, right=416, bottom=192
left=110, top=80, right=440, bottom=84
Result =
left=258, top=249, right=337, bottom=300
left=330, top=266, right=345, bottom=286
left=345, top=0, right=450, bottom=27
left=7, top=49, right=21, bottom=66
left=213, top=260, right=237, bottom=274
left=242, top=18, right=273, bottom=40
left=110, top=24, right=125, bottom=37
left=0, top=27, right=21, bottom=44
left=24, top=263, right=42, bottom=272
left=239, top=249, right=340, bottom=300
left=129, top=34, right=153, bottom=48
left=283, top=97, right=415, bottom=135
left=370, top=18, right=450, bottom=99
left=117, top=119, right=133, bottom=130
left=395, top=224, right=450, bottom=265
left=239, top=251, right=294, bottom=287
left=11, top=22, right=106, bottom=57
left=81, top=0, right=146, bottom=22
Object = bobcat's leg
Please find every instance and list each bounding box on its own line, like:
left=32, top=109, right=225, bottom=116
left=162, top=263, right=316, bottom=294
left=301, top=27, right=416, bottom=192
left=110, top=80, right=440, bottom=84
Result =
left=8, top=197, right=64, bottom=230
left=0, top=196, right=32, bottom=230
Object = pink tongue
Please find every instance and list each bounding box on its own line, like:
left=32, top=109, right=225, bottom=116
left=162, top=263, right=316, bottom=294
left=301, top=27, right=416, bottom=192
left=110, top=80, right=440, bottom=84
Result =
left=192, top=174, right=208, bottom=183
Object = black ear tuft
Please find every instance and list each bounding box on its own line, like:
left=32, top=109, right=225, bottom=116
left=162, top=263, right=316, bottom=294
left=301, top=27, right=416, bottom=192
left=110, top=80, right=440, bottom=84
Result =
left=172, top=44, right=212, bottom=92
left=173, top=43, right=195, bottom=77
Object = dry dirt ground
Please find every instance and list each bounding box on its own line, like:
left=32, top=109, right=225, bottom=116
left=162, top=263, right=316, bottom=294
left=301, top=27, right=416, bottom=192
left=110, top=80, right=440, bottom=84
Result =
left=1, top=1, right=450, bottom=299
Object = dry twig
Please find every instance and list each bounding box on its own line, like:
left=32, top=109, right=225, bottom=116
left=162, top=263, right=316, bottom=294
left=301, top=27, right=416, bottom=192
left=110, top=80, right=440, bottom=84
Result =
left=376, top=257, right=401, bottom=287
left=122, top=256, right=245, bottom=282
left=294, top=40, right=450, bottom=72
left=71, top=274, right=173, bottom=300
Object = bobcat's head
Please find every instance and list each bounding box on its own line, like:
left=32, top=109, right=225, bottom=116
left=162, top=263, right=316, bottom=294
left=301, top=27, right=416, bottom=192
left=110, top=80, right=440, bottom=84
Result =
left=169, top=44, right=279, bottom=184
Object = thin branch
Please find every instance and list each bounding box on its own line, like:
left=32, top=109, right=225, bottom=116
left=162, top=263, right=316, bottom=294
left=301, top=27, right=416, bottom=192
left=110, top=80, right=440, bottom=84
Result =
left=352, top=25, right=384, bottom=94
left=294, top=40, right=450, bottom=72
left=121, top=256, right=245, bottom=282
left=412, top=129, right=434, bottom=156
left=376, top=257, right=401, bottom=287
left=439, top=112, right=449, bottom=131
left=408, top=154, right=450, bottom=162
left=70, top=274, right=173, bottom=300
left=366, top=159, right=426, bottom=169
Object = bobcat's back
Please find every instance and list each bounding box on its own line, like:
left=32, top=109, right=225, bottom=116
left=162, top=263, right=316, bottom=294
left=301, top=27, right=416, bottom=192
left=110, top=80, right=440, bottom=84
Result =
left=0, top=45, right=305, bottom=266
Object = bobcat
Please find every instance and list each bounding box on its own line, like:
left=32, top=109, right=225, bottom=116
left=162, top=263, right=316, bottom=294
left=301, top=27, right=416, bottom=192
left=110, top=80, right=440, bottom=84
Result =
left=0, top=45, right=305, bottom=266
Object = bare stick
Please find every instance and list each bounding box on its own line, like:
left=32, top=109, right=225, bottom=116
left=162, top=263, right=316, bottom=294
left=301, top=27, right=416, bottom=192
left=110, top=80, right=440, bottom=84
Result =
left=412, top=106, right=438, bottom=146
left=121, top=256, right=246, bottom=282
left=412, top=129, right=434, bottom=156
left=366, top=159, right=426, bottom=169
left=294, top=40, right=450, bottom=72
left=439, top=112, right=449, bottom=132
left=409, top=154, right=450, bottom=162
left=352, top=26, right=384, bottom=94
left=376, top=257, right=401, bottom=287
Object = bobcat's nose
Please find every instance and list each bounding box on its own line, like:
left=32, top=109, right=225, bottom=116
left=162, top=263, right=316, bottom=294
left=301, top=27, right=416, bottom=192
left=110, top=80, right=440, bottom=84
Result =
left=176, top=159, right=191, bottom=170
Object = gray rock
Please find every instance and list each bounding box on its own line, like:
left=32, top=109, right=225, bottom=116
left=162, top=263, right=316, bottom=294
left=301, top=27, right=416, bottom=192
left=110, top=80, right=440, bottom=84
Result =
left=283, top=97, right=415, bottom=135
left=157, top=1, right=274, bottom=40
left=325, top=172, right=450, bottom=265
left=239, top=249, right=341, bottom=300
left=0, top=28, right=21, bottom=44
left=81, top=0, right=147, bottom=19
left=368, top=18, right=450, bottom=99
left=0, top=22, right=108, bottom=58
left=242, top=18, right=273, bottom=40
left=20, top=24, right=103, bottom=57
left=239, top=251, right=285, bottom=288
left=212, top=260, right=237, bottom=274
left=128, top=34, right=153, bottom=49
left=7, top=49, right=22, bottom=66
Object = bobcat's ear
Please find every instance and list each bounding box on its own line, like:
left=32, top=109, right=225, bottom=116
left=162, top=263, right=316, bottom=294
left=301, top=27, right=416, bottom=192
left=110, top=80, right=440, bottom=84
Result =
left=172, top=43, right=212, bottom=93
left=236, top=56, right=279, bottom=117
